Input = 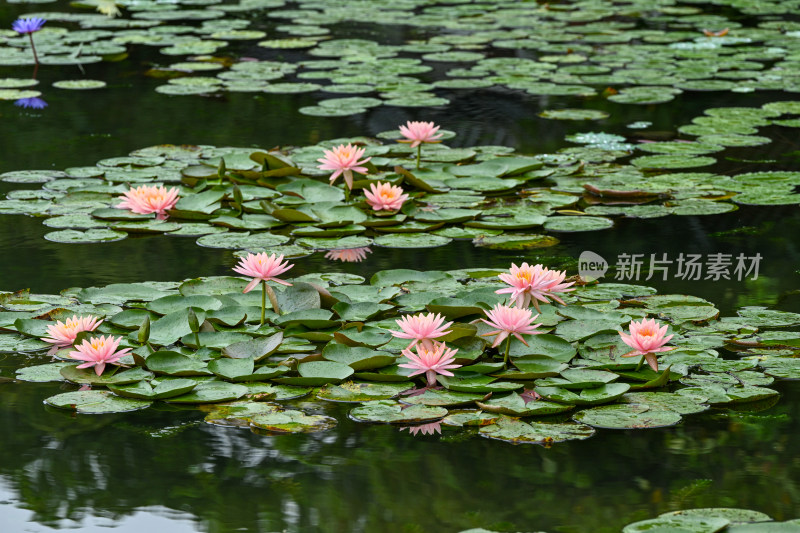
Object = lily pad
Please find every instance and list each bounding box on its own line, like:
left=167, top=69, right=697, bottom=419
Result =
left=573, top=403, right=683, bottom=429
left=108, top=378, right=198, bottom=400
left=349, top=400, right=448, bottom=424
left=250, top=410, right=338, bottom=434
left=539, top=109, right=610, bottom=120
left=623, top=515, right=730, bottom=533
left=45, top=390, right=151, bottom=414
left=479, top=416, right=595, bottom=444
left=60, top=365, right=153, bottom=386
left=316, top=381, right=412, bottom=402
left=167, top=381, right=249, bottom=403
left=477, top=392, right=574, bottom=417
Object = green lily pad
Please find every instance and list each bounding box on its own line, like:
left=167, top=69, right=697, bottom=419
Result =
left=477, top=392, right=574, bottom=417
left=660, top=509, right=772, bottom=524
left=759, top=358, right=800, bottom=380
left=16, top=362, right=73, bottom=382
left=44, top=229, right=127, bottom=243
left=108, top=378, right=198, bottom=400
left=149, top=308, right=205, bottom=346
left=274, top=361, right=354, bottom=386
left=53, top=79, right=106, bottom=90
left=622, top=515, right=730, bottom=533
left=535, top=382, right=631, bottom=405
left=543, top=216, right=614, bottom=232
left=45, top=390, right=152, bottom=414
left=60, top=365, right=153, bottom=385
left=145, top=350, right=212, bottom=376
left=373, top=233, right=452, bottom=248
left=147, top=294, right=221, bottom=315
left=401, top=389, right=488, bottom=407
left=508, top=334, right=576, bottom=362
left=250, top=410, right=338, bottom=434
left=573, top=403, right=683, bottom=429
left=349, top=400, right=448, bottom=424
left=222, top=332, right=283, bottom=361
left=442, top=410, right=501, bottom=427
left=539, top=109, right=609, bottom=120
left=316, top=381, right=413, bottom=402
left=322, top=343, right=396, bottom=370
left=239, top=383, right=312, bottom=401
left=631, top=155, right=717, bottom=169
left=472, top=233, right=558, bottom=249
left=495, top=357, right=569, bottom=379
left=536, top=368, right=619, bottom=389
left=203, top=400, right=281, bottom=427
left=438, top=374, right=524, bottom=393
left=167, top=381, right=249, bottom=403
left=479, top=416, right=595, bottom=444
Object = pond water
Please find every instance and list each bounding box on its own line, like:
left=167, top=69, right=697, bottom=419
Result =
left=2, top=1, right=800, bottom=532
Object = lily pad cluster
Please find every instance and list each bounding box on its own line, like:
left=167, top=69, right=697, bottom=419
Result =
left=3, top=99, right=800, bottom=248
left=6, top=0, right=800, bottom=108
left=5, top=265, right=800, bottom=444
left=461, top=507, right=800, bottom=533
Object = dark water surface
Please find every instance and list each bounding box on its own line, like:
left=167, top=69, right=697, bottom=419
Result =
left=2, top=2, right=800, bottom=532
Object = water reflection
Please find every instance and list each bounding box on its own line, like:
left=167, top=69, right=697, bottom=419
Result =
left=324, top=247, right=372, bottom=263
left=0, top=381, right=798, bottom=532
left=14, top=96, right=47, bottom=109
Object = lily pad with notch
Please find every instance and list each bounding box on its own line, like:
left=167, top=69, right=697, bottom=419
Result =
left=349, top=400, right=448, bottom=424
left=479, top=416, right=595, bottom=444
left=45, top=390, right=152, bottom=414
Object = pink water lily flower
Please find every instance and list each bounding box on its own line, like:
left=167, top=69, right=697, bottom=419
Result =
left=316, top=143, right=371, bottom=190
left=480, top=303, right=542, bottom=348
left=399, top=341, right=460, bottom=387
left=398, top=121, right=443, bottom=148
left=116, top=184, right=180, bottom=220
left=41, top=315, right=103, bottom=355
left=233, top=252, right=293, bottom=293
left=496, top=263, right=575, bottom=311
left=68, top=335, right=131, bottom=376
left=324, top=247, right=371, bottom=262
left=400, top=421, right=442, bottom=436
left=619, top=318, right=674, bottom=372
left=390, top=312, right=453, bottom=350
left=364, top=181, right=409, bottom=211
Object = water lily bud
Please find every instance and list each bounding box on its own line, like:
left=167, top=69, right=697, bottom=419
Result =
left=187, top=308, right=200, bottom=333
left=137, top=316, right=150, bottom=344
left=217, top=157, right=227, bottom=179
left=233, top=184, right=243, bottom=210
left=259, top=200, right=275, bottom=214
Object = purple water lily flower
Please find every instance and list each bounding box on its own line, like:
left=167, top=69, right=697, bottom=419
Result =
left=11, top=18, right=46, bottom=65
left=14, top=97, right=47, bottom=109
left=12, top=17, right=45, bottom=34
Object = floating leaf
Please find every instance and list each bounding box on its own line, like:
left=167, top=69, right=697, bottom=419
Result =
left=479, top=416, right=594, bottom=444
left=250, top=410, right=338, bottom=433
left=316, top=381, right=412, bottom=402
left=167, top=381, right=248, bottom=403
left=349, top=400, right=447, bottom=424
left=573, top=403, right=682, bottom=429
left=45, top=390, right=151, bottom=414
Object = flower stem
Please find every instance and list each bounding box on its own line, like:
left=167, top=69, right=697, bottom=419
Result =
left=635, top=354, right=645, bottom=372
left=415, top=145, right=421, bottom=170
left=344, top=185, right=350, bottom=204
left=28, top=34, right=39, bottom=65
left=194, top=330, right=201, bottom=348
left=504, top=336, right=512, bottom=368
left=261, top=280, right=266, bottom=326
